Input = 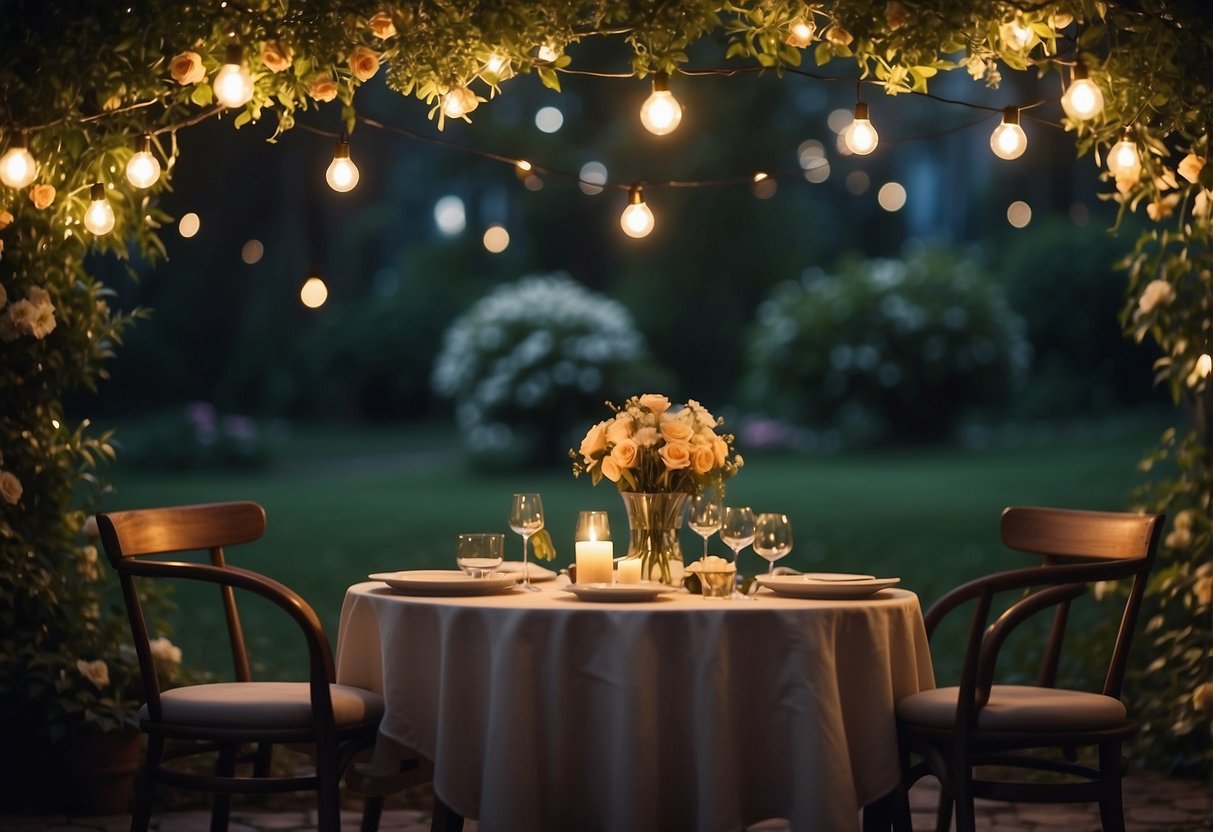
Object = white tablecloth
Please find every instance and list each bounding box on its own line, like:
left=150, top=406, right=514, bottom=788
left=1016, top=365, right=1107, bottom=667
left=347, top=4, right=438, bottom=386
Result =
left=336, top=580, right=934, bottom=832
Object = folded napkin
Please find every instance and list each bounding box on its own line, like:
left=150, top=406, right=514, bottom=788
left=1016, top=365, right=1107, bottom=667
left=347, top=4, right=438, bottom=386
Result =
left=495, top=561, right=558, bottom=581
left=771, top=566, right=803, bottom=576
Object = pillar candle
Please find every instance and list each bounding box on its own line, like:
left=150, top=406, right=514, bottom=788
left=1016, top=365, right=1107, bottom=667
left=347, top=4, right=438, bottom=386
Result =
left=575, top=540, right=614, bottom=584
left=616, top=558, right=643, bottom=584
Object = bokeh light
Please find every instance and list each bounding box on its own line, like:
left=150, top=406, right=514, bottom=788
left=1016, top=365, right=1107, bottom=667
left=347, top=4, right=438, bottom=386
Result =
left=300, top=276, right=328, bottom=308
left=241, top=239, right=264, bottom=264
left=877, top=182, right=907, bottom=212
left=535, top=106, right=564, bottom=133
left=579, top=161, right=608, bottom=196
left=178, top=212, right=200, bottom=238
left=434, top=195, right=466, bottom=235
left=483, top=225, right=510, bottom=253
left=1007, top=200, right=1032, bottom=228
left=845, top=171, right=870, bottom=195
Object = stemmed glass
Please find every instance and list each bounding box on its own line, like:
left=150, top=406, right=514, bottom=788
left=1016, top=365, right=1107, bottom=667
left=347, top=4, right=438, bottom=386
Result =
left=720, top=506, right=756, bottom=598
left=508, top=493, right=544, bottom=592
left=688, top=493, right=723, bottom=560
left=754, top=513, right=793, bottom=574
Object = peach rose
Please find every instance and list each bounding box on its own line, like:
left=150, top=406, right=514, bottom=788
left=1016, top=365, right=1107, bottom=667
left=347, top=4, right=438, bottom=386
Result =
left=261, top=40, right=293, bottom=73
left=1138, top=279, right=1175, bottom=314
left=150, top=636, right=183, bottom=664
left=309, top=75, right=339, bottom=103
left=369, top=11, right=397, bottom=39
left=29, top=184, right=55, bottom=210
left=1147, top=193, right=1180, bottom=221
left=600, top=455, right=623, bottom=482
left=610, top=438, right=639, bottom=469
left=712, top=435, right=731, bottom=466
left=885, top=1, right=910, bottom=30
left=0, top=470, right=21, bottom=504
left=0, top=210, right=13, bottom=230
left=825, top=25, right=853, bottom=46
left=1178, top=153, right=1205, bottom=185
left=170, top=51, right=205, bottom=85
left=76, top=658, right=109, bottom=689
left=659, top=440, right=692, bottom=470
left=691, top=444, right=715, bottom=474
left=639, top=393, right=670, bottom=415
left=1195, top=576, right=1213, bottom=607
left=606, top=413, right=635, bottom=445
left=579, top=420, right=608, bottom=461
left=660, top=416, right=694, bottom=443
left=348, top=46, right=380, bottom=82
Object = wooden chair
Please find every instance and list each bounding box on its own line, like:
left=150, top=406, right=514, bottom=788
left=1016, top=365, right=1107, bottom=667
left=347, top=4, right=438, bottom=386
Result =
left=890, top=506, right=1165, bottom=832
left=96, top=501, right=387, bottom=832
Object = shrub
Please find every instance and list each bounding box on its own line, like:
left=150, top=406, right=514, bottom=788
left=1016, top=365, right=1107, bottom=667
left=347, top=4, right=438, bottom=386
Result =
left=432, top=273, right=665, bottom=466
left=741, top=247, right=1031, bottom=446
left=116, top=403, right=273, bottom=470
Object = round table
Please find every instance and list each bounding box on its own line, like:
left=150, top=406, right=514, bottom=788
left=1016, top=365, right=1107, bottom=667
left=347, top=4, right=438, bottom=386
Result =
left=335, top=579, right=934, bottom=832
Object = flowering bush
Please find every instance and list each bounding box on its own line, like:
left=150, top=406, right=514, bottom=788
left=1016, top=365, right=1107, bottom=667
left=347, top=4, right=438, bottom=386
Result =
left=571, top=394, right=743, bottom=495
left=432, top=273, right=664, bottom=466
left=741, top=247, right=1031, bottom=446
left=119, top=402, right=272, bottom=470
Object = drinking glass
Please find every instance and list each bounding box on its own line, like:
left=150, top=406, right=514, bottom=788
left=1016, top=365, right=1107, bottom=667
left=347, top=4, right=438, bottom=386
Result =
left=456, top=533, right=505, bottom=578
left=720, top=506, right=756, bottom=598
left=688, top=493, right=723, bottom=560
left=574, top=510, right=611, bottom=543
left=508, top=493, right=544, bottom=592
left=754, top=513, right=793, bottom=574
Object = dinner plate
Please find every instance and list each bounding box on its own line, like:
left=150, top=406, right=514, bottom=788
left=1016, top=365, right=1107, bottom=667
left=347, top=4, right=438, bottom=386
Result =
left=561, top=582, right=679, bottom=602
left=755, top=575, right=900, bottom=599
left=369, top=570, right=518, bottom=595
left=799, top=572, right=877, bottom=582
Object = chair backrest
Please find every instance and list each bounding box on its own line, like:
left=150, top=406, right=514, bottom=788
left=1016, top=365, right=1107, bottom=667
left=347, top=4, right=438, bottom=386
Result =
left=96, top=502, right=269, bottom=708
left=998, top=506, right=1165, bottom=697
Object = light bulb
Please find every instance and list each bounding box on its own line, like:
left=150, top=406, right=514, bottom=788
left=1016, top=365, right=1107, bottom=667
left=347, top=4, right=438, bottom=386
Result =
left=213, top=44, right=254, bottom=108
left=1107, top=130, right=1141, bottom=179
left=0, top=132, right=37, bottom=189
left=843, top=102, right=879, bottom=155
left=536, top=44, right=559, bottom=63
left=1061, top=64, right=1104, bottom=121
left=785, top=18, right=815, bottom=48
left=325, top=136, right=359, bottom=192
left=83, top=183, right=115, bottom=235
left=442, top=85, right=478, bottom=119
left=639, top=72, right=682, bottom=136
left=1198, top=353, right=1213, bottom=379
left=125, top=135, right=161, bottom=188
left=620, top=185, right=654, bottom=238
left=990, top=107, right=1028, bottom=160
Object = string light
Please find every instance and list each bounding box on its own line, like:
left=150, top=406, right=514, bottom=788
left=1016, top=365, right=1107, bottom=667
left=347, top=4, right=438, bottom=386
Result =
left=990, top=107, right=1028, bottom=160
left=125, top=135, right=161, bottom=188
left=620, top=184, right=655, bottom=238
left=843, top=101, right=878, bottom=155
left=83, top=183, right=115, bottom=235
left=442, top=85, right=479, bottom=119
left=0, top=131, right=37, bottom=189
left=300, top=275, right=328, bottom=308
left=639, top=72, right=682, bottom=136
left=1106, top=128, right=1141, bottom=180
left=325, top=135, right=359, bottom=192
left=1061, top=63, right=1104, bottom=121
left=536, top=44, right=559, bottom=63
left=213, top=44, right=254, bottom=108
left=1198, top=353, right=1213, bottom=379
left=785, top=18, right=815, bottom=48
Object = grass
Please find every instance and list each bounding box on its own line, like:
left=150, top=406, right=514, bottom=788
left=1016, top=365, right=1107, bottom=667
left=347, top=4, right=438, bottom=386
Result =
left=97, top=410, right=1173, bottom=683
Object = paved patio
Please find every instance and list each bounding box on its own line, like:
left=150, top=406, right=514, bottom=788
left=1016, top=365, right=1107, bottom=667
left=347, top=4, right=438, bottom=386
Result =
left=1, top=771, right=1208, bottom=831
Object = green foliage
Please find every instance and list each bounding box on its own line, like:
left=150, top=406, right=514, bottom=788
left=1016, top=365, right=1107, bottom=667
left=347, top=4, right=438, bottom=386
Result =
left=742, top=247, right=1030, bottom=446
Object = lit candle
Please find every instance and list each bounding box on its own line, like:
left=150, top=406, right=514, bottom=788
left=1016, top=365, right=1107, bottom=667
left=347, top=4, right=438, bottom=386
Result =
left=575, top=540, right=614, bottom=584
left=617, top=559, right=642, bottom=584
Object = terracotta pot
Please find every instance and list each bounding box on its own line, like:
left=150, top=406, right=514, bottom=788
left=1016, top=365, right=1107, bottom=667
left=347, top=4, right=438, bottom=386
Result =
left=61, top=728, right=141, bottom=815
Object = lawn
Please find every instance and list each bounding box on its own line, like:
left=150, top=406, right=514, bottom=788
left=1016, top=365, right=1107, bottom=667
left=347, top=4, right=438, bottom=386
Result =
left=96, top=410, right=1173, bottom=684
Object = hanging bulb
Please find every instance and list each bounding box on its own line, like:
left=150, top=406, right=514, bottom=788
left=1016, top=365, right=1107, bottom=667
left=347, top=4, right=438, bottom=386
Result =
left=0, top=131, right=38, bottom=189
left=1198, top=353, right=1213, bottom=379
left=442, top=85, right=478, bottom=119
left=1107, top=129, right=1141, bottom=180
left=990, top=107, right=1028, bottom=160
left=325, top=135, right=359, bottom=192
left=620, top=185, right=654, bottom=238
left=125, top=135, right=161, bottom=188
left=843, top=102, right=879, bottom=155
left=785, top=18, right=815, bottom=48
left=213, top=44, right=254, bottom=108
left=83, top=183, right=115, bottom=236
left=639, top=72, right=682, bottom=136
left=1061, top=63, right=1104, bottom=121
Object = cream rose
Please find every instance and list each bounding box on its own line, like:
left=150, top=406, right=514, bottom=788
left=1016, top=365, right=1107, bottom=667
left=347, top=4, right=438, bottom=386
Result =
left=660, top=416, right=694, bottom=443
left=369, top=11, right=397, bottom=39
left=690, top=444, right=715, bottom=475
left=825, top=25, right=853, bottom=46
left=579, top=420, right=608, bottom=461
left=659, top=440, right=692, bottom=470
left=150, top=636, right=183, bottom=664
left=76, top=658, right=109, bottom=689
left=27, top=286, right=49, bottom=306
left=169, top=51, right=205, bottom=86
left=1138, top=279, right=1175, bottom=314
left=600, top=455, right=623, bottom=482
left=261, top=40, right=293, bottom=73
left=610, top=438, right=639, bottom=469
left=29, top=184, right=55, bottom=210
left=0, top=470, right=22, bottom=505
left=309, top=75, right=339, bottom=103
left=638, top=393, right=670, bottom=415
left=8, top=300, right=36, bottom=334
left=30, top=303, right=55, bottom=339
left=606, top=413, right=635, bottom=445
left=348, top=46, right=381, bottom=82
left=1178, top=153, right=1205, bottom=184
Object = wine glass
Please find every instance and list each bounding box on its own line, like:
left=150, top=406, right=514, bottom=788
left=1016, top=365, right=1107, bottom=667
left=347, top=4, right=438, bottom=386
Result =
left=508, top=493, right=544, bottom=592
left=754, top=513, right=793, bottom=574
left=720, top=506, right=756, bottom=598
left=688, top=493, right=723, bottom=560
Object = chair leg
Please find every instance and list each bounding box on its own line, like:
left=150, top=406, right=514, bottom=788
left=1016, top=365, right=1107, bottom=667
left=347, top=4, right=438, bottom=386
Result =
left=360, top=795, right=384, bottom=832
left=210, top=744, right=237, bottom=832
left=129, top=734, right=161, bottom=832
left=430, top=792, right=464, bottom=832
left=315, top=743, right=342, bottom=832
left=252, top=741, right=274, bottom=778
left=862, top=790, right=894, bottom=831
left=933, top=789, right=953, bottom=832
left=1097, top=741, right=1127, bottom=832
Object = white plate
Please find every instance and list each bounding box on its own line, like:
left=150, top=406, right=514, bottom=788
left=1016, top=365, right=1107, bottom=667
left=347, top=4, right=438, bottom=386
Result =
left=799, top=572, right=876, bottom=582
left=369, top=570, right=518, bottom=595
left=561, top=582, right=679, bottom=602
left=755, top=575, right=900, bottom=599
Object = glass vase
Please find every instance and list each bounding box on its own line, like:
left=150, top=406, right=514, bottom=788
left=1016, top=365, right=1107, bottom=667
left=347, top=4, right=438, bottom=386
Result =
left=620, top=491, right=689, bottom=586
